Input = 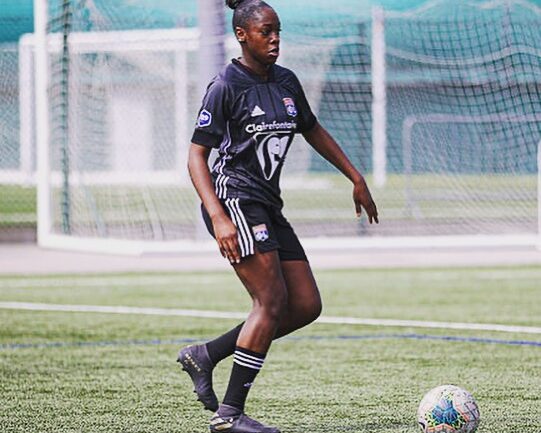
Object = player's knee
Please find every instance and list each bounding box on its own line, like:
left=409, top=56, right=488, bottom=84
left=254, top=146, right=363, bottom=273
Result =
left=292, top=293, right=322, bottom=326
left=270, top=288, right=289, bottom=322
left=303, top=295, right=322, bottom=325
left=310, top=296, right=323, bottom=322
left=258, top=286, right=288, bottom=323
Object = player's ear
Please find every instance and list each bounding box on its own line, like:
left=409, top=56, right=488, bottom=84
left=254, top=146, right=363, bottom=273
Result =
left=235, top=27, right=246, bottom=43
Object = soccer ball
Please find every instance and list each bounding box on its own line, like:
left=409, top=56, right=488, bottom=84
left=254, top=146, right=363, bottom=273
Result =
left=417, top=385, right=480, bottom=433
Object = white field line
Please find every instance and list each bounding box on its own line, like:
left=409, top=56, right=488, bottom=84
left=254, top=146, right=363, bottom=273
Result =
left=2, top=269, right=540, bottom=289
left=0, top=276, right=215, bottom=289
left=1, top=302, right=541, bottom=335
left=0, top=302, right=246, bottom=320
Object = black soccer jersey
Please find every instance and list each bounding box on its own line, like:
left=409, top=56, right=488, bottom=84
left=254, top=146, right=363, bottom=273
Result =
left=191, top=59, right=317, bottom=208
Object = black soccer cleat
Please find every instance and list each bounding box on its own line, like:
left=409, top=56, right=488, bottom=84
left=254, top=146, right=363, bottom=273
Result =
left=177, top=344, right=219, bottom=412
left=209, top=404, right=281, bottom=433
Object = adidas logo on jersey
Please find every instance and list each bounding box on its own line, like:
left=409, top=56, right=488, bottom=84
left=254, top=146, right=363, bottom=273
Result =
left=251, top=105, right=266, bottom=117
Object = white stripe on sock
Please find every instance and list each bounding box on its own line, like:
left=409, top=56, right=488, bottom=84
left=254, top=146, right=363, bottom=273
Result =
left=234, top=350, right=265, bottom=370
left=233, top=358, right=263, bottom=370
left=234, top=354, right=264, bottom=368
left=234, top=350, right=265, bottom=364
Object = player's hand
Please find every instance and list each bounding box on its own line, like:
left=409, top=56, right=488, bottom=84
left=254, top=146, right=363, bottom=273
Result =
left=212, top=214, right=241, bottom=263
left=353, top=177, right=379, bottom=224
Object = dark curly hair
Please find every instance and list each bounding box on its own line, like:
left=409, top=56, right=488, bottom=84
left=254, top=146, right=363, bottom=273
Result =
left=225, top=0, right=274, bottom=31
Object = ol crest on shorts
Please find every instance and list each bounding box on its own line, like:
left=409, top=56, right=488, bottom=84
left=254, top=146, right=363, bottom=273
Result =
left=197, top=109, right=212, bottom=128
left=283, top=98, right=297, bottom=117
left=252, top=224, right=269, bottom=242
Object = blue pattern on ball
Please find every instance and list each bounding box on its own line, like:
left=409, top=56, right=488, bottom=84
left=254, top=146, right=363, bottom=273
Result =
left=432, top=397, right=460, bottom=425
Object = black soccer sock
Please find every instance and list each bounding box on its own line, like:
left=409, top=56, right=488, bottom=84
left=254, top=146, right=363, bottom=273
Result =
left=222, top=346, right=266, bottom=412
left=205, top=323, right=244, bottom=366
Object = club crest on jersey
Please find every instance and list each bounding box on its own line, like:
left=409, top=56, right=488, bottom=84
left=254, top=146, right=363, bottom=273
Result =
left=283, top=98, right=297, bottom=117
left=197, top=109, right=212, bottom=127
left=252, top=224, right=269, bottom=242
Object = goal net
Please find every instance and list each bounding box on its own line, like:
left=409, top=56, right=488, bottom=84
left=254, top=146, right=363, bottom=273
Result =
left=372, top=0, right=541, bottom=246
left=0, top=42, right=23, bottom=184
left=0, top=4, right=35, bottom=231
left=32, top=0, right=345, bottom=253
left=32, top=0, right=540, bottom=252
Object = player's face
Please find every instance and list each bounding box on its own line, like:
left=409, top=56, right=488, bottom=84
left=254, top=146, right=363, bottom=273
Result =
left=237, top=7, right=281, bottom=67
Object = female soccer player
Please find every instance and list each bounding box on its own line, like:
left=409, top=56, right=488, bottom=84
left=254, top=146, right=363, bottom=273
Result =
left=178, top=1, right=378, bottom=432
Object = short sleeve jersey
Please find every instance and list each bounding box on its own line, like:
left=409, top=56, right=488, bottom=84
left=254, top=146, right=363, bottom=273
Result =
left=191, top=59, right=317, bottom=209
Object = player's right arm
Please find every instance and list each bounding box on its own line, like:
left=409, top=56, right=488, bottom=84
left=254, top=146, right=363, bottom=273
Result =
left=188, top=143, right=241, bottom=264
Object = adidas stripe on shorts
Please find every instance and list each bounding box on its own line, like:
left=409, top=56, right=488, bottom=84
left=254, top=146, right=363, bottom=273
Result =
left=201, top=200, right=307, bottom=261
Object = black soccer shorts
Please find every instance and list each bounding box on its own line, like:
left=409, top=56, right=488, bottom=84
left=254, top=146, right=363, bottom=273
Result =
left=201, top=199, right=308, bottom=262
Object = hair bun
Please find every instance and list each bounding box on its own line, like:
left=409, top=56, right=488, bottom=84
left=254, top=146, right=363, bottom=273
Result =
left=226, top=0, right=245, bottom=10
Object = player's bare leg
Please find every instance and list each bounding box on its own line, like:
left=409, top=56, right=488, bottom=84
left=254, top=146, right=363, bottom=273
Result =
left=233, top=250, right=288, bottom=352
left=178, top=259, right=320, bottom=418
left=275, top=260, right=322, bottom=338
left=209, top=250, right=284, bottom=433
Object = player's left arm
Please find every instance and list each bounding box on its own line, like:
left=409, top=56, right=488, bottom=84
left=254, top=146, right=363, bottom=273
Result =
left=302, top=121, right=379, bottom=224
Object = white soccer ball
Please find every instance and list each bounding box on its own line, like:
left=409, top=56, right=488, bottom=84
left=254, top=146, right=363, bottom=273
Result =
left=417, top=385, right=480, bottom=433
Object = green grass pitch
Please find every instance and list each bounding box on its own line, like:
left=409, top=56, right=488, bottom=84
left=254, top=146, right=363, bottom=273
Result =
left=0, top=266, right=540, bottom=432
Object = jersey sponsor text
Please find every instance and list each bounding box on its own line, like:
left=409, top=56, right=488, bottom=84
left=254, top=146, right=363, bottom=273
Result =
left=245, top=120, right=297, bottom=134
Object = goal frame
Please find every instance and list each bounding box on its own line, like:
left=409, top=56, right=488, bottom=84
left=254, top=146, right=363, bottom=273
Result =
left=33, top=0, right=206, bottom=253
left=369, top=3, right=541, bottom=252
left=401, top=114, right=541, bottom=250
left=32, top=0, right=541, bottom=254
